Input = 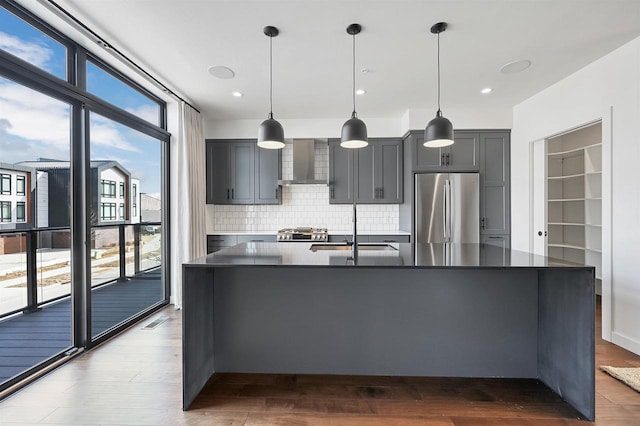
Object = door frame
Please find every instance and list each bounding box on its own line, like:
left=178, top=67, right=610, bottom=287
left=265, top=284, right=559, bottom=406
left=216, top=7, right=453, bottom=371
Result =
left=527, top=110, right=612, bottom=341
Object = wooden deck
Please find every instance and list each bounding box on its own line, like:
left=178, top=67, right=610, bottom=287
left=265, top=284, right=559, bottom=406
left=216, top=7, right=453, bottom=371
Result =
left=0, top=269, right=163, bottom=384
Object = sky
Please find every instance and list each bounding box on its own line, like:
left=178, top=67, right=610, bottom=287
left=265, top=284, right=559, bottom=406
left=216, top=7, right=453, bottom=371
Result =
left=0, top=7, right=162, bottom=198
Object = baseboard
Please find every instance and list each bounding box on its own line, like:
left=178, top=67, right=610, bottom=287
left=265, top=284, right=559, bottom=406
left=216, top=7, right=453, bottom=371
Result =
left=611, top=331, right=640, bottom=357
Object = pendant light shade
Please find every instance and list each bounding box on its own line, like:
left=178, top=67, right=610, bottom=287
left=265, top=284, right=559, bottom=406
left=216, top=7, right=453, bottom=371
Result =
left=258, top=115, right=285, bottom=149
left=341, top=116, right=368, bottom=148
left=341, top=23, right=368, bottom=149
left=424, top=110, right=453, bottom=148
left=257, top=26, right=285, bottom=149
left=424, top=22, right=454, bottom=148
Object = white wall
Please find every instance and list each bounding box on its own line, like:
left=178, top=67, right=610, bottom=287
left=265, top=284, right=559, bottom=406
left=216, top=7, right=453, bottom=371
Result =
left=204, top=106, right=513, bottom=139
left=512, top=36, right=640, bottom=354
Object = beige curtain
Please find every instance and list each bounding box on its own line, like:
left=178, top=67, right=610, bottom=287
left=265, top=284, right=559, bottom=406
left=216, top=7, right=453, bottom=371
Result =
left=170, top=102, right=206, bottom=308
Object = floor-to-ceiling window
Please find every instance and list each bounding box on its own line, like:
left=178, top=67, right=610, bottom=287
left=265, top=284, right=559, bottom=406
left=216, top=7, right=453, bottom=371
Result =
left=0, top=0, right=169, bottom=391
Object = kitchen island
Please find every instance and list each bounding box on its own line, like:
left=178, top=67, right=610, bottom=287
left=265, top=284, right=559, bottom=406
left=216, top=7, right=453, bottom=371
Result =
left=182, top=242, right=595, bottom=420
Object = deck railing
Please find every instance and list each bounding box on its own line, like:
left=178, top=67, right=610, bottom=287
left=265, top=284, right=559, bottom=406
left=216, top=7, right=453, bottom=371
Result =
left=0, top=222, right=161, bottom=319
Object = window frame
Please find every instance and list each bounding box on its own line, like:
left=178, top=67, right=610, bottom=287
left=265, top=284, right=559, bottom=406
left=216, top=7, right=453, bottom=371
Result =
left=0, top=201, right=11, bottom=222
left=16, top=175, right=26, bottom=195
left=0, top=0, right=171, bottom=359
left=100, top=180, right=116, bottom=198
left=0, top=0, right=75, bottom=83
left=16, top=201, right=25, bottom=222
left=99, top=202, right=117, bottom=221
left=0, top=174, right=10, bottom=195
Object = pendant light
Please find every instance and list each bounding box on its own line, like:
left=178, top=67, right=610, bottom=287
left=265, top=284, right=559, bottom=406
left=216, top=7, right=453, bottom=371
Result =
left=341, top=23, right=368, bottom=149
left=424, top=22, right=454, bottom=148
left=257, top=26, right=285, bottom=149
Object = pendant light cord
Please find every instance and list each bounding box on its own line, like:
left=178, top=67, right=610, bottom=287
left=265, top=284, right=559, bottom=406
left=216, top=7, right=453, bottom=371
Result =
left=352, top=32, right=357, bottom=118
left=269, top=35, right=274, bottom=119
left=437, top=31, right=441, bottom=113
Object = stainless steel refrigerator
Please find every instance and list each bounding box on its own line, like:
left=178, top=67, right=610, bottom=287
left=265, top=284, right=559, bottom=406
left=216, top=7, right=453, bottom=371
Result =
left=415, top=173, right=479, bottom=243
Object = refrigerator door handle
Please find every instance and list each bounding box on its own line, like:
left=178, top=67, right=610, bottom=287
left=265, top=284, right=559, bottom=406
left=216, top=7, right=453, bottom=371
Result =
left=442, top=181, right=447, bottom=241
left=447, top=178, right=453, bottom=242
left=447, top=179, right=452, bottom=242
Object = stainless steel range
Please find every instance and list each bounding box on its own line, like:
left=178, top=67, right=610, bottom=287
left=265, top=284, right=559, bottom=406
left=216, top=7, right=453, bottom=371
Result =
left=277, top=227, right=328, bottom=242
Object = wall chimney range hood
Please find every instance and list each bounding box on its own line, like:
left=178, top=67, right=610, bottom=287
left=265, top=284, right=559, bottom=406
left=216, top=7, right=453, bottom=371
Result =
left=278, top=139, right=327, bottom=185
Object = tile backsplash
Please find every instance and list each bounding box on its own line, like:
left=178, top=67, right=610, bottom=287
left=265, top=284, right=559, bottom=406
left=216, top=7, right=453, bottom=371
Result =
left=207, top=140, right=400, bottom=233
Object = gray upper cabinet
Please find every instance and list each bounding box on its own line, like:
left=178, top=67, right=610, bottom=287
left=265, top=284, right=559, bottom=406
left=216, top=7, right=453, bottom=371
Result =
left=328, top=141, right=354, bottom=203
left=413, top=131, right=479, bottom=171
left=229, top=142, right=255, bottom=204
left=206, top=142, right=230, bottom=204
left=329, top=138, right=403, bottom=204
left=206, top=139, right=281, bottom=205
left=254, top=146, right=281, bottom=204
left=479, top=132, right=510, bottom=235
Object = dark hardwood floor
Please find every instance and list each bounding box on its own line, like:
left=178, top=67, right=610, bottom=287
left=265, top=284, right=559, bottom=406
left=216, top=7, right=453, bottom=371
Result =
left=0, top=297, right=638, bottom=425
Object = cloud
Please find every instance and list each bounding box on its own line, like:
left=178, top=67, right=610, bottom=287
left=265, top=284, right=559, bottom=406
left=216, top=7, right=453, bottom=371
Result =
left=126, top=104, right=159, bottom=125
left=89, top=118, right=140, bottom=153
left=0, top=32, right=52, bottom=69
left=0, top=79, right=141, bottom=155
left=0, top=81, right=70, bottom=148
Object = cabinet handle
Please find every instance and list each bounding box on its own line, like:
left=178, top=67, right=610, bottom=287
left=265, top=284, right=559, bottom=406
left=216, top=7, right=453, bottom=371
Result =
left=440, top=153, right=444, bottom=166
left=227, top=189, right=230, bottom=200
left=232, top=188, right=234, bottom=199
left=275, top=188, right=278, bottom=199
left=330, top=187, right=334, bottom=199
left=481, top=217, right=486, bottom=230
left=446, top=152, right=451, bottom=166
left=379, top=187, right=383, bottom=199
left=488, top=236, right=501, bottom=239
left=383, top=239, right=396, bottom=243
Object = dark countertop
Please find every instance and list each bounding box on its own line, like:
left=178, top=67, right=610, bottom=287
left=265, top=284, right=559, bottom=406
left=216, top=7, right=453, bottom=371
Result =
left=184, top=242, right=593, bottom=270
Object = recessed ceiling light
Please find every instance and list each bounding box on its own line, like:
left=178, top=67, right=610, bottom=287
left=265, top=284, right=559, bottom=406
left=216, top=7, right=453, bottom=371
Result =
left=481, top=88, right=492, bottom=94
left=208, top=65, right=235, bottom=79
left=356, top=89, right=366, bottom=95
left=361, top=68, right=370, bottom=74
left=499, top=59, right=531, bottom=74
left=232, top=91, right=243, bottom=97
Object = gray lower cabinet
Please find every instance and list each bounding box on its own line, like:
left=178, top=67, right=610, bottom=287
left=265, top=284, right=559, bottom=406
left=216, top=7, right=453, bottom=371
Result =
left=329, top=138, right=403, bottom=204
left=206, top=139, right=281, bottom=205
left=328, top=234, right=410, bottom=243
left=481, top=234, right=510, bottom=249
left=364, top=234, right=410, bottom=243
left=479, top=132, right=510, bottom=235
left=412, top=130, right=479, bottom=171
left=207, top=235, right=237, bottom=253
left=207, top=234, right=277, bottom=253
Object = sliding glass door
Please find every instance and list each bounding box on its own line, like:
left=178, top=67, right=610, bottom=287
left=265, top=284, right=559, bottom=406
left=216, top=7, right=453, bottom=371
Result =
left=88, top=112, right=165, bottom=338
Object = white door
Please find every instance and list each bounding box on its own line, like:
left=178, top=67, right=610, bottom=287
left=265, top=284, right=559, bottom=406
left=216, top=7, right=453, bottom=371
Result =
left=531, top=139, right=547, bottom=256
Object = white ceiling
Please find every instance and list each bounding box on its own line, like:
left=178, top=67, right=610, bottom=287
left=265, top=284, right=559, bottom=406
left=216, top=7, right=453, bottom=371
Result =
left=54, top=0, right=640, bottom=122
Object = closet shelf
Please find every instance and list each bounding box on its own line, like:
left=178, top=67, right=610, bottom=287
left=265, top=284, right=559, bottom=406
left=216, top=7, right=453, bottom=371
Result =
left=548, top=243, right=585, bottom=251
left=548, top=173, right=584, bottom=180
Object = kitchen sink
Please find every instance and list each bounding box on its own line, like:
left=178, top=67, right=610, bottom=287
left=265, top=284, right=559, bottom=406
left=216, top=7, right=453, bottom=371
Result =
left=309, top=243, right=398, bottom=252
